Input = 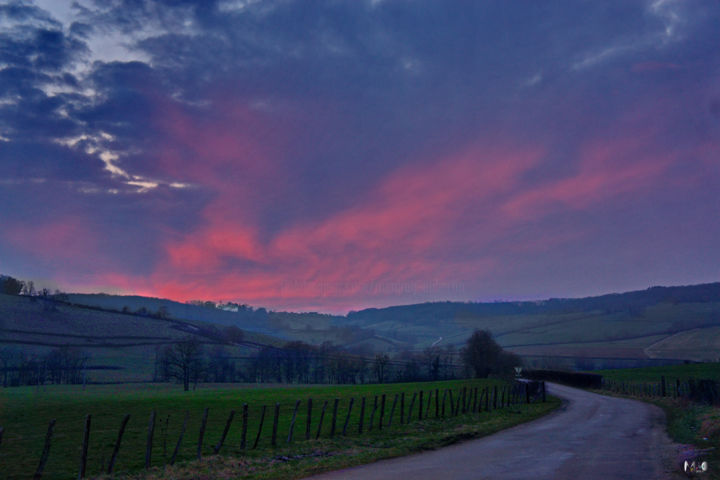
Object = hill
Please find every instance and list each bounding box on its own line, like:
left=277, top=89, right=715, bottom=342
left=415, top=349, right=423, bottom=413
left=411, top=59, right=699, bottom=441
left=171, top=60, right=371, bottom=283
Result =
left=336, top=283, right=720, bottom=367
left=3, top=282, right=719, bottom=379
left=0, top=293, right=283, bottom=383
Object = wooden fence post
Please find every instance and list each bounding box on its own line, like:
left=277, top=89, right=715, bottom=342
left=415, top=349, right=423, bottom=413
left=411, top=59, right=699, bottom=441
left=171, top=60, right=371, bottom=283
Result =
left=358, top=397, right=366, bottom=434
left=78, top=414, right=91, bottom=479
left=315, top=401, right=328, bottom=439
left=170, top=411, right=189, bottom=466
left=305, top=399, right=312, bottom=441
left=461, top=387, right=467, bottom=414
left=388, top=395, right=398, bottom=426
left=441, top=389, right=447, bottom=416
left=197, top=408, right=209, bottom=460
left=330, top=399, right=339, bottom=437
left=418, top=391, right=424, bottom=420
left=368, top=396, right=378, bottom=432
left=408, top=392, right=417, bottom=421
left=525, top=383, right=530, bottom=404
left=271, top=403, right=280, bottom=447
left=33, top=419, right=56, bottom=480
left=145, top=411, right=155, bottom=469
left=472, top=387, right=478, bottom=413
left=448, top=389, right=455, bottom=415
left=162, top=414, right=170, bottom=460
left=253, top=406, right=267, bottom=449
left=400, top=392, right=405, bottom=424
left=661, top=376, right=666, bottom=397
left=241, top=404, right=248, bottom=450
left=455, top=389, right=461, bottom=415
left=343, top=398, right=355, bottom=435
left=288, top=400, right=301, bottom=443
left=379, top=394, right=386, bottom=430
left=426, top=390, right=433, bottom=418
left=107, top=414, right=130, bottom=474
left=214, top=409, right=235, bottom=454
left=485, top=387, right=489, bottom=411
left=435, top=388, right=439, bottom=417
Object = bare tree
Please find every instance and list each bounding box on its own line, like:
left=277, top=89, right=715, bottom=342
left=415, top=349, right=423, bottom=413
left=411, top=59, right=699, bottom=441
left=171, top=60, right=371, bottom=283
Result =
left=373, top=353, right=389, bottom=383
left=161, top=337, right=204, bottom=391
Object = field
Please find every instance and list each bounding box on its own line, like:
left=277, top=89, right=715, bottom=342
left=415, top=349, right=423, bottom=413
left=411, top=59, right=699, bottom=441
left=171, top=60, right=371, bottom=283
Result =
left=596, top=362, right=720, bottom=383
left=0, top=294, right=281, bottom=382
left=596, top=363, right=720, bottom=479
left=0, top=379, right=557, bottom=480
left=4, top=283, right=720, bottom=386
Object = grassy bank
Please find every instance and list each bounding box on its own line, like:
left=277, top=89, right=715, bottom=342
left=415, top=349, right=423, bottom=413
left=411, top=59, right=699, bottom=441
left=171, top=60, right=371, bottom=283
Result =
left=596, top=363, right=720, bottom=478
left=0, top=379, right=557, bottom=479
left=105, top=394, right=559, bottom=480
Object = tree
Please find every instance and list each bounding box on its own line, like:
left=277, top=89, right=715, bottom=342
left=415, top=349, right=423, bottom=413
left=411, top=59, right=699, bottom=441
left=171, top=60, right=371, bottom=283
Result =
left=22, top=280, right=35, bottom=296
left=44, top=346, right=89, bottom=384
left=161, top=336, right=204, bottom=391
left=1, top=276, right=24, bottom=295
left=373, top=353, right=389, bottom=383
left=461, top=330, right=501, bottom=378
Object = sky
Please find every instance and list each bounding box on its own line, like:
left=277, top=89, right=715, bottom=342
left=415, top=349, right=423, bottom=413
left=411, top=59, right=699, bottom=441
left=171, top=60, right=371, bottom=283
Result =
left=0, top=0, right=718, bottom=314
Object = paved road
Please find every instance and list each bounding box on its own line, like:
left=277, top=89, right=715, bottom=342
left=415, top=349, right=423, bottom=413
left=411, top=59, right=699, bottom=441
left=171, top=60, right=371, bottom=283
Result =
left=303, top=383, right=679, bottom=480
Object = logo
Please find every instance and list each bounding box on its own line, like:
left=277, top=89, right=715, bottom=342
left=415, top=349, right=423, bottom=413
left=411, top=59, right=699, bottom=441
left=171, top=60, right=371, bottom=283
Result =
left=684, top=459, right=709, bottom=475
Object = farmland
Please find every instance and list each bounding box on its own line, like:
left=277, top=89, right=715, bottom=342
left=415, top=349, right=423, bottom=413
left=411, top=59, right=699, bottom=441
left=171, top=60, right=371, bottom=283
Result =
left=596, top=362, right=720, bottom=479
left=0, top=379, right=556, bottom=480
left=65, top=283, right=720, bottom=369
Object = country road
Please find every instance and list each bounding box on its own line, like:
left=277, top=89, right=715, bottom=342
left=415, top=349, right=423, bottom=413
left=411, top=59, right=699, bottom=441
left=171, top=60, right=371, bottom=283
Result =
left=303, top=383, right=681, bottom=480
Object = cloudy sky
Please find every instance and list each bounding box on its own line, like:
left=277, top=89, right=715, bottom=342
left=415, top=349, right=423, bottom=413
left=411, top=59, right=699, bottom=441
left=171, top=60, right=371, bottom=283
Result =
left=1, top=0, right=718, bottom=313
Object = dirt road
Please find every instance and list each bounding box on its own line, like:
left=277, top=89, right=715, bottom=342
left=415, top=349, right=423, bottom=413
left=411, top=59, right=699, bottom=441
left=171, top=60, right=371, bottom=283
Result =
left=303, top=383, right=679, bottom=479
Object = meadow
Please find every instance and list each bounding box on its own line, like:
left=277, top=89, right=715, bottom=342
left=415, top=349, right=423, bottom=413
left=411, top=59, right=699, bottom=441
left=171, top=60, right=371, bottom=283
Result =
left=596, top=362, right=720, bottom=479
left=0, top=379, right=556, bottom=480
left=596, top=362, right=720, bottom=383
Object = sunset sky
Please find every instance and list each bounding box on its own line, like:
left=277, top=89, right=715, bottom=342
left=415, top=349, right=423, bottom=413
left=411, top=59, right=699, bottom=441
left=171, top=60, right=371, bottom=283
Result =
left=1, top=0, right=718, bottom=313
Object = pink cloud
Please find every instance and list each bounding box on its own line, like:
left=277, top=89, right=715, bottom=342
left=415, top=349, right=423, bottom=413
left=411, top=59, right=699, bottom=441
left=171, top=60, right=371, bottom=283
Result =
left=4, top=218, right=99, bottom=264
left=132, top=140, right=546, bottom=311
left=502, top=133, right=676, bottom=220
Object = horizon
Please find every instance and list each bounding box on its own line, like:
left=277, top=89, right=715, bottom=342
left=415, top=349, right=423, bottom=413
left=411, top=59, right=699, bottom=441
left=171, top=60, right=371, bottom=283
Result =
left=7, top=273, right=717, bottom=316
left=1, top=1, right=719, bottom=313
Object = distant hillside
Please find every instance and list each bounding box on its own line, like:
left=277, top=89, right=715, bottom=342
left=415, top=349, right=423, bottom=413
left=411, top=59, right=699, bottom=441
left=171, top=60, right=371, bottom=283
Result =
left=0, top=293, right=283, bottom=383
left=338, top=283, right=720, bottom=364
left=7, top=281, right=719, bottom=376
left=65, top=293, right=279, bottom=336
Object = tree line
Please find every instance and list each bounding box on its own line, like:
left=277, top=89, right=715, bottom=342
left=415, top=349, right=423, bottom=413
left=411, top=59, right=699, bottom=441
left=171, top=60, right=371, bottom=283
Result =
left=155, top=329, right=519, bottom=391
left=0, top=346, right=89, bottom=387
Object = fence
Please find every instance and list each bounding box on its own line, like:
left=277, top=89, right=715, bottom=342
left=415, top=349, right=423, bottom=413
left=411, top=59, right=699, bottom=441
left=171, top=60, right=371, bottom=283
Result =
left=0, top=380, right=545, bottom=478
left=602, top=376, right=720, bottom=405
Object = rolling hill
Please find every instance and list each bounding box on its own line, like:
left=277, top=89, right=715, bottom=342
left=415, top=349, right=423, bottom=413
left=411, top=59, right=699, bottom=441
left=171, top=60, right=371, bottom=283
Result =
left=1, top=282, right=719, bottom=381
left=0, top=293, right=283, bottom=382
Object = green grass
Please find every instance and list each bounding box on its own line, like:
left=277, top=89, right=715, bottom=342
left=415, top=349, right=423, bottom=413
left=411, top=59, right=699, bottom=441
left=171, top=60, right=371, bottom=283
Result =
left=108, top=398, right=560, bottom=480
left=0, top=379, right=556, bottom=480
left=596, top=363, right=720, bottom=479
left=596, top=362, right=720, bottom=383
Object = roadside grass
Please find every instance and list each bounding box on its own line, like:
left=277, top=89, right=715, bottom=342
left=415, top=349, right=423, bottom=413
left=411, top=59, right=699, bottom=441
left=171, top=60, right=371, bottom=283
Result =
left=595, top=362, right=720, bottom=383
left=646, top=398, right=719, bottom=479
left=97, top=396, right=560, bottom=480
left=0, top=379, right=558, bottom=479
left=595, top=363, right=720, bottom=479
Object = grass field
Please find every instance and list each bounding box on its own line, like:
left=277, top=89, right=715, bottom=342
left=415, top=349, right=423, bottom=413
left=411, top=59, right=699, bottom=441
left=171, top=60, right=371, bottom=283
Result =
left=596, top=362, right=720, bottom=383
left=597, top=363, right=720, bottom=479
left=0, top=379, right=555, bottom=480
